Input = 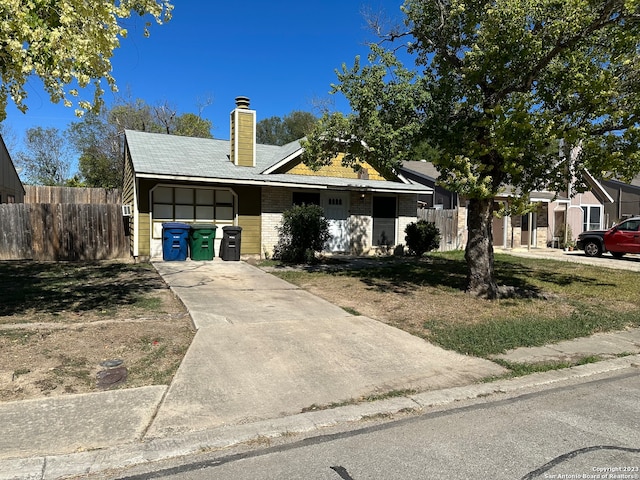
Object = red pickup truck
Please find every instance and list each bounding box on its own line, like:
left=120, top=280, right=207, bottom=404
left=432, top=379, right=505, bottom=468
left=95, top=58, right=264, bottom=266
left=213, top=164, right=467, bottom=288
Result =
left=576, top=217, right=640, bottom=257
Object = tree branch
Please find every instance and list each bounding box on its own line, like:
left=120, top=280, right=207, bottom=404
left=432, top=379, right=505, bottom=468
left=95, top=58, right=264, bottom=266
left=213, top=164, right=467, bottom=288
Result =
left=494, top=0, right=622, bottom=103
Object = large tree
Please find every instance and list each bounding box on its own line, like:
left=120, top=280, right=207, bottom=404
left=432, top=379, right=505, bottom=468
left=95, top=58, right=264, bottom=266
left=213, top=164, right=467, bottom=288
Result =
left=16, top=127, right=71, bottom=185
left=68, top=111, right=121, bottom=188
left=303, top=0, right=640, bottom=298
left=0, top=0, right=172, bottom=121
left=69, top=98, right=212, bottom=188
left=257, top=111, right=317, bottom=145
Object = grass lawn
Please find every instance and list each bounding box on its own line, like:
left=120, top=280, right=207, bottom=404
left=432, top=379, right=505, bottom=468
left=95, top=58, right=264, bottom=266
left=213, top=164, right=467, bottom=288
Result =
left=266, top=251, right=640, bottom=358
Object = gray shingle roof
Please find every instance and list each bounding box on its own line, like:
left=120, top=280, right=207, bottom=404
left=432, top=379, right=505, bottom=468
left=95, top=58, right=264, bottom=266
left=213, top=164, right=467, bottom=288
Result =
left=125, top=130, right=431, bottom=194
left=401, top=160, right=440, bottom=180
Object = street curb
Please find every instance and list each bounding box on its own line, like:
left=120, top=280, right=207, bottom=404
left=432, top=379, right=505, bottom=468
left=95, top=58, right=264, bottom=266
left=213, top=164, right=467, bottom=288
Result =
left=2, top=355, right=638, bottom=480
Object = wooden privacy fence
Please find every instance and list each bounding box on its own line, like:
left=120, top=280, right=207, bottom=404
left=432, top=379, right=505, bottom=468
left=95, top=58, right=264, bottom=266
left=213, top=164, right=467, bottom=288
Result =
left=0, top=203, right=129, bottom=261
left=24, top=185, right=121, bottom=204
left=417, top=207, right=464, bottom=251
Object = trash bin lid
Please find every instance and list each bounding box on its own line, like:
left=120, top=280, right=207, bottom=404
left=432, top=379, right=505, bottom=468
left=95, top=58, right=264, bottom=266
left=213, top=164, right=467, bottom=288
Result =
left=190, top=224, right=217, bottom=230
left=222, top=225, right=242, bottom=232
left=162, top=222, right=191, bottom=229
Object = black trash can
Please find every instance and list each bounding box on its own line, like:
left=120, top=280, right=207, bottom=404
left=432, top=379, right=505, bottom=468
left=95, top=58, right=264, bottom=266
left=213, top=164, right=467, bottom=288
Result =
left=220, top=226, right=242, bottom=261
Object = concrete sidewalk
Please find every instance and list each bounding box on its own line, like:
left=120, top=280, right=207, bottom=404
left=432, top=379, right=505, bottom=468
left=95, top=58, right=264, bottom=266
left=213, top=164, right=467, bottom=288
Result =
left=0, top=256, right=639, bottom=479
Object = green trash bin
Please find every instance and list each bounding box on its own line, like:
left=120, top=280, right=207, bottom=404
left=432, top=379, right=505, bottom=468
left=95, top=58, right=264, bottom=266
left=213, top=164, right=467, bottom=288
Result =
left=189, top=224, right=217, bottom=261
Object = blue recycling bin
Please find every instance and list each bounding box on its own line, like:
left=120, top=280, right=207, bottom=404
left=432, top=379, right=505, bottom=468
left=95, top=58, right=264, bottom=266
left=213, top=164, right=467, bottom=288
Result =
left=162, top=222, right=190, bottom=261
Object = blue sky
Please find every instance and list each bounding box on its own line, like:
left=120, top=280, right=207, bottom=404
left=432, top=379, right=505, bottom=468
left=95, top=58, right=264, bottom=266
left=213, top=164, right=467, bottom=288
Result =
left=3, top=1, right=406, bottom=160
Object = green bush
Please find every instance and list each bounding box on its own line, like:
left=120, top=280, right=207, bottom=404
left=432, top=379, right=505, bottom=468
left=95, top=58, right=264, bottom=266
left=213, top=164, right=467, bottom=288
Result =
left=273, top=204, right=330, bottom=264
left=405, top=220, right=441, bottom=256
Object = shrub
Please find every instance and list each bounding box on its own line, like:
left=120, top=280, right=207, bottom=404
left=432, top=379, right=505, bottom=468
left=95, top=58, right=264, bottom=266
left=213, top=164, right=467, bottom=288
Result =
left=405, top=220, right=441, bottom=256
left=273, top=204, right=330, bottom=264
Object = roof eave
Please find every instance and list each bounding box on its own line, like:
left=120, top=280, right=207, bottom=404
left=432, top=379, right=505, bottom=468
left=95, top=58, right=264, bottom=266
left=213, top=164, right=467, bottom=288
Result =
left=135, top=172, right=432, bottom=194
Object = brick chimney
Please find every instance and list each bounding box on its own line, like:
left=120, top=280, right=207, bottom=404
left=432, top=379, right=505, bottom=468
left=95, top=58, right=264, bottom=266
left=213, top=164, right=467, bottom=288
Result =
left=230, top=96, right=256, bottom=167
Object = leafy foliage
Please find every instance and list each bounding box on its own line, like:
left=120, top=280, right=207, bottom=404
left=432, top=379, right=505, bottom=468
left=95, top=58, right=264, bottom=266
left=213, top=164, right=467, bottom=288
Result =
left=405, top=220, right=441, bottom=257
left=273, top=204, right=330, bottom=264
left=68, top=98, right=212, bottom=188
left=257, top=111, right=317, bottom=145
left=304, top=0, right=640, bottom=297
left=15, top=127, right=71, bottom=185
left=68, top=111, right=121, bottom=188
left=0, top=0, right=173, bottom=121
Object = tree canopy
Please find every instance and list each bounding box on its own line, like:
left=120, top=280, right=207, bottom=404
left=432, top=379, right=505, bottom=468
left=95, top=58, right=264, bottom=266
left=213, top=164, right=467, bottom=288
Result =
left=16, top=127, right=71, bottom=185
left=303, top=0, right=640, bottom=298
left=257, top=111, right=317, bottom=145
left=69, top=98, right=213, bottom=188
left=0, top=0, right=173, bottom=121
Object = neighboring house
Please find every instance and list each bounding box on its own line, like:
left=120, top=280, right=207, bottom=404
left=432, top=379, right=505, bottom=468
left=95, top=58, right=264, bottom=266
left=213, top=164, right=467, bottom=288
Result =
left=400, top=160, right=459, bottom=209
left=0, top=134, right=25, bottom=203
left=600, top=175, right=640, bottom=224
left=401, top=161, right=612, bottom=249
left=123, top=97, right=432, bottom=260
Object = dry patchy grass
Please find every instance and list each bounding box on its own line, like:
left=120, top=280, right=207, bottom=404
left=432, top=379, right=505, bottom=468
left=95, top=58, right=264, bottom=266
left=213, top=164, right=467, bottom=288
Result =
left=266, top=252, right=640, bottom=357
left=0, top=261, right=194, bottom=402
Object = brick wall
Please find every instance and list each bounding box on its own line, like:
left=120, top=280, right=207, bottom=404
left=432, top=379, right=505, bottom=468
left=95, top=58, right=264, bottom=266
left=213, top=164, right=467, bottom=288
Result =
left=397, top=194, right=418, bottom=248
left=261, top=187, right=290, bottom=257
left=349, top=192, right=372, bottom=254
left=260, top=188, right=417, bottom=257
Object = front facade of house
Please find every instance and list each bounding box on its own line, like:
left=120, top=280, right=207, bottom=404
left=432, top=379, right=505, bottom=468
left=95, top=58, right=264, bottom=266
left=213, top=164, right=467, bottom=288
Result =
left=492, top=189, right=610, bottom=248
left=123, top=98, right=431, bottom=260
left=0, top=135, right=25, bottom=203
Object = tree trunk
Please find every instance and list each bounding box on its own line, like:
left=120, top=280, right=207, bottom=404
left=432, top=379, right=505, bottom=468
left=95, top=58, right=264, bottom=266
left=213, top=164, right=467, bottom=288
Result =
left=465, top=197, right=498, bottom=299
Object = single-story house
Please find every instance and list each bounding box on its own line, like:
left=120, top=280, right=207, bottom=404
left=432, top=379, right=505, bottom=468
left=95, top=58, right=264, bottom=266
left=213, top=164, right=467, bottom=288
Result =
left=401, top=160, right=613, bottom=249
left=399, top=160, right=459, bottom=209
left=0, top=134, right=25, bottom=203
left=123, top=97, right=432, bottom=260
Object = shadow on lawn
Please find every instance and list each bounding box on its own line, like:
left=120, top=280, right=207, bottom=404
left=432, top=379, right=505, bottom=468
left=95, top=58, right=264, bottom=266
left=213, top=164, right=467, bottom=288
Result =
left=0, top=261, right=167, bottom=317
left=297, top=254, right=612, bottom=296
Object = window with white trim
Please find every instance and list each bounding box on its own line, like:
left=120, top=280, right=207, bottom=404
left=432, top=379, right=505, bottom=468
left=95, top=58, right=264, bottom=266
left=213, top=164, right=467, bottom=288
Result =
left=582, top=205, right=602, bottom=231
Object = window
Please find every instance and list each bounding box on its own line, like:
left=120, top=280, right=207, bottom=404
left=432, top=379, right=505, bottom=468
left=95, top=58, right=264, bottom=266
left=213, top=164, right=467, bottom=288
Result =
left=151, top=186, right=235, bottom=238
left=582, top=205, right=602, bottom=231
left=617, top=219, right=640, bottom=231
left=292, top=192, right=320, bottom=206
left=7, top=195, right=15, bottom=203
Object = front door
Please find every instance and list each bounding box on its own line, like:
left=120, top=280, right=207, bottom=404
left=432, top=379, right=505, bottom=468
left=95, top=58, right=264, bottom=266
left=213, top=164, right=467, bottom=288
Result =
left=322, top=192, right=350, bottom=252
left=492, top=202, right=505, bottom=247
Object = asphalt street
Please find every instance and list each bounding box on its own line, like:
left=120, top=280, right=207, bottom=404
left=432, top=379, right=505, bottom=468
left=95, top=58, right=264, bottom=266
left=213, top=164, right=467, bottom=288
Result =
left=86, top=367, right=640, bottom=480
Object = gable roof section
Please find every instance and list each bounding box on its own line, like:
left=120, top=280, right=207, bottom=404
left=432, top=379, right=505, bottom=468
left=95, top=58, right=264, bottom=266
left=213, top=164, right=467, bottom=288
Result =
left=584, top=170, right=614, bottom=203
left=261, top=139, right=304, bottom=174
left=126, top=130, right=431, bottom=194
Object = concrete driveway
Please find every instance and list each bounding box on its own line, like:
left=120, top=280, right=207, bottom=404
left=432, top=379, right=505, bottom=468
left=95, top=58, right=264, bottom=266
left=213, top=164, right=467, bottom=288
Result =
left=148, top=260, right=506, bottom=438
left=505, top=248, right=640, bottom=272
